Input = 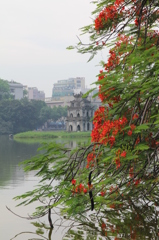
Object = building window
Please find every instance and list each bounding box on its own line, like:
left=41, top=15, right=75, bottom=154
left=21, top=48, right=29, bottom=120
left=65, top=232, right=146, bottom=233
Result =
left=69, top=125, right=73, bottom=131
left=77, top=125, right=80, bottom=131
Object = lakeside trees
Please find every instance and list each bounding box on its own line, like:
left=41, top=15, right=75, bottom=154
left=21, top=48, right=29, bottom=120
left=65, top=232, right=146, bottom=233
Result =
left=0, top=99, right=46, bottom=134
left=12, top=0, right=159, bottom=239
left=0, top=78, right=12, bottom=100
left=0, top=98, right=67, bottom=134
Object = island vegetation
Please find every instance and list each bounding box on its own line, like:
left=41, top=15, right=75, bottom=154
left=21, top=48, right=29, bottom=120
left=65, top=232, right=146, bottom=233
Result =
left=14, top=130, right=91, bottom=139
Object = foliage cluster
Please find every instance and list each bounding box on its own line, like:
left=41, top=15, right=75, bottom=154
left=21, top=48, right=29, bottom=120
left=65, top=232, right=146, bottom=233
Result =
left=0, top=98, right=67, bottom=134
left=0, top=78, right=13, bottom=100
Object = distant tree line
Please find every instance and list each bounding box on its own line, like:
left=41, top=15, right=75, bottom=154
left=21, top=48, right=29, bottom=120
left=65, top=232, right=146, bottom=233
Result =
left=0, top=78, right=67, bottom=134
left=0, top=78, right=13, bottom=100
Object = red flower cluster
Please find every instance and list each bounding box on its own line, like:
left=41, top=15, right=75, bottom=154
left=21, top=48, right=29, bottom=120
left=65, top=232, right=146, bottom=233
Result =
left=95, top=5, right=118, bottom=31
left=128, top=130, right=132, bottom=136
left=71, top=179, right=76, bottom=185
left=105, top=50, right=120, bottom=72
left=114, top=149, right=127, bottom=169
left=134, top=179, right=141, bottom=186
left=101, top=191, right=106, bottom=197
left=74, top=184, right=88, bottom=194
left=115, top=149, right=121, bottom=169
left=101, top=222, right=106, bottom=230
left=91, top=107, right=127, bottom=146
left=132, top=113, right=139, bottom=120
left=86, top=152, right=96, bottom=168
left=110, top=204, right=115, bottom=209
left=127, top=124, right=136, bottom=136
left=120, top=151, right=127, bottom=158
left=129, top=167, right=134, bottom=178
left=94, top=0, right=158, bottom=32
left=134, top=18, right=139, bottom=26
left=71, top=180, right=88, bottom=194
left=115, top=157, right=120, bottom=169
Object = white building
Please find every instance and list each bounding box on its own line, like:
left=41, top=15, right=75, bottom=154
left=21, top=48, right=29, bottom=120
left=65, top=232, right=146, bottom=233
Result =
left=8, top=81, right=23, bottom=100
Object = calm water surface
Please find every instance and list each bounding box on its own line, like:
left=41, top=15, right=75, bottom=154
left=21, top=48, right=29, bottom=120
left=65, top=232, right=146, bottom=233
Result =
left=1, top=135, right=158, bottom=240
left=0, top=135, right=85, bottom=240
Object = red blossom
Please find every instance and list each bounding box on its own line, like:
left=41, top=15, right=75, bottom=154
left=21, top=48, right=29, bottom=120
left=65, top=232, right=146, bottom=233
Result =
left=128, top=130, right=132, bottom=136
left=134, top=18, right=139, bottom=26
left=71, top=179, right=76, bottom=185
left=133, top=113, right=139, bottom=120
left=130, top=124, right=136, bottom=131
left=101, top=191, right=106, bottom=197
left=120, top=151, right=127, bottom=158
left=135, top=137, right=140, bottom=145
left=94, top=5, right=118, bottom=31
left=109, top=135, right=115, bottom=146
left=86, top=152, right=96, bottom=169
left=134, top=179, right=141, bottom=186
left=83, top=188, right=87, bottom=194
left=115, top=158, right=120, bottom=169
left=110, top=204, right=115, bottom=209
left=91, top=107, right=128, bottom=145
left=129, top=167, right=134, bottom=178
left=79, top=183, right=84, bottom=191
left=101, top=222, right=106, bottom=230
left=109, top=186, right=114, bottom=193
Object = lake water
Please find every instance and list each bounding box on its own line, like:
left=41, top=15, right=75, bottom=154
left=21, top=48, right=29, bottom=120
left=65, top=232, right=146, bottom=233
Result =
left=1, top=135, right=159, bottom=240
left=0, top=135, right=89, bottom=240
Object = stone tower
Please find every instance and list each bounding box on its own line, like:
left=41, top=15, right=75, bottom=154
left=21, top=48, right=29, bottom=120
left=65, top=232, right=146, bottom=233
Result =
left=66, top=93, right=94, bottom=132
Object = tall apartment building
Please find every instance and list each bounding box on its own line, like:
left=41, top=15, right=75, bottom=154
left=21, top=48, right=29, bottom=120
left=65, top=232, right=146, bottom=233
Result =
left=28, top=87, right=45, bottom=101
left=52, top=77, right=85, bottom=98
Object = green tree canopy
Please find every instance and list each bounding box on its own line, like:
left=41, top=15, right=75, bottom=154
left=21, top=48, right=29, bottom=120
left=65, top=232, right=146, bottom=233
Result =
left=0, top=78, right=12, bottom=100
left=0, top=98, right=67, bottom=134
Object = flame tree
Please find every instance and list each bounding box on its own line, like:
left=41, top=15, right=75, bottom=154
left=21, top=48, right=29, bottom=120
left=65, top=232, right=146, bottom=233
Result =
left=12, top=0, right=159, bottom=239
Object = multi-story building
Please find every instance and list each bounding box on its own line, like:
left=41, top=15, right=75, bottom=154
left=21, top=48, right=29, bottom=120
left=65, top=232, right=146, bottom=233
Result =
left=28, top=87, right=45, bottom=101
left=8, top=81, right=23, bottom=100
left=45, top=88, right=101, bottom=110
left=52, top=77, right=85, bottom=98
left=66, top=93, right=94, bottom=132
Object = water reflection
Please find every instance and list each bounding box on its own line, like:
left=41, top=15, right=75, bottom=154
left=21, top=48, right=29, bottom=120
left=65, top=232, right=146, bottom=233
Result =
left=10, top=222, right=53, bottom=240
left=64, top=199, right=159, bottom=239
left=0, top=135, right=89, bottom=187
left=0, top=135, right=40, bottom=187
left=0, top=134, right=90, bottom=240
left=11, top=200, right=159, bottom=240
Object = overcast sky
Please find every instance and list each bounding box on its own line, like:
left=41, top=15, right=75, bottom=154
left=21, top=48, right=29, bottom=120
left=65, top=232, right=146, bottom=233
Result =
left=0, top=0, right=108, bottom=97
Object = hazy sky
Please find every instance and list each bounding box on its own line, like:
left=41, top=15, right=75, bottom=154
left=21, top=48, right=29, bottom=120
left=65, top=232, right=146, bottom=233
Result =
left=0, top=0, right=108, bottom=97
